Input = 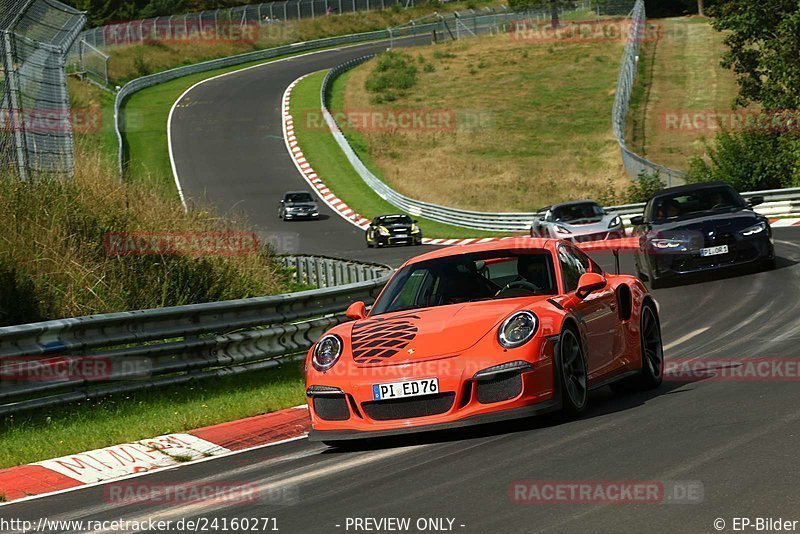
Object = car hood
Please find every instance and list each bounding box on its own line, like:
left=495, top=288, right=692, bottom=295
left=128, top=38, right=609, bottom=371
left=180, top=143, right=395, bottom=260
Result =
left=346, top=298, right=549, bottom=367
left=646, top=210, right=764, bottom=238
left=560, top=214, right=619, bottom=234
left=382, top=223, right=413, bottom=230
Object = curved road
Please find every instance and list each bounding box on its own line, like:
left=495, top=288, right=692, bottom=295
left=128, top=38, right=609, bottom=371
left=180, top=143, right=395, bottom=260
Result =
left=168, top=36, right=435, bottom=266
left=6, top=41, right=800, bottom=533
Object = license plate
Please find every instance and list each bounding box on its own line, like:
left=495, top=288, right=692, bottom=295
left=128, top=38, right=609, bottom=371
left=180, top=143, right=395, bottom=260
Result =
left=372, top=378, right=438, bottom=400
left=700, top=245, right=728, bottom=257
left=394, top=234, right=408, bottom=238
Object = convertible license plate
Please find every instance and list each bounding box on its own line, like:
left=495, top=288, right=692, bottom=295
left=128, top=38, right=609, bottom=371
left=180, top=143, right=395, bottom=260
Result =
left=700, top=245, right=728, bottom=257
left=373, top=378, right=438, bottom=400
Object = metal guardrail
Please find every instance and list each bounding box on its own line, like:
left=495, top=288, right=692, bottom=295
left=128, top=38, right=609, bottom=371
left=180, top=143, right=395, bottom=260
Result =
left=612, top=0, right=685, bottom=186
left=0, top=256, right=391, bottom=416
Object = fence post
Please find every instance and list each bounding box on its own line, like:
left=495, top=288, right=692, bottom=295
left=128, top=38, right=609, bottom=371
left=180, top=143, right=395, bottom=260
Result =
left=2, top=31, right=28, bottom=181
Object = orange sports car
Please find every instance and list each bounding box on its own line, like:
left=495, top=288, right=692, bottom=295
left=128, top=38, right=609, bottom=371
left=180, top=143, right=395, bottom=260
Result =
left=305, top=238, right=663, bottom=445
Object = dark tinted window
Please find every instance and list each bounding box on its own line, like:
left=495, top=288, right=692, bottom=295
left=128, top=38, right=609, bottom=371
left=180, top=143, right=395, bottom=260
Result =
left=371, top=250, right=556, bottom=315
left=651, top=186, right=745, bottom=222
left=285, top=192, right=314, bottom=203
left=376, top=215, right=412, bottom=225
left=551, top=203, right=604, bottom=223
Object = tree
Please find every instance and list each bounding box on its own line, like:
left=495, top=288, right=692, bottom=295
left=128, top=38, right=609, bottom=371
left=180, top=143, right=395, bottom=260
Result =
left=709, top=0, right=800, bottom=110
left=697, top=0, right=704, bottom=16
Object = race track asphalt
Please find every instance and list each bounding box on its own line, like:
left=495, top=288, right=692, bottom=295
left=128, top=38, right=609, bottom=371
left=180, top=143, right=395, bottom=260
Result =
left=168, top=35, right=436, bottom=267
left=5, top=40, right=800, bottom=534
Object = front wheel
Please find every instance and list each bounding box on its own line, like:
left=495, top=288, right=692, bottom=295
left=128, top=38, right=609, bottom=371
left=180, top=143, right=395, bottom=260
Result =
left=559, top=327, right=588, bottom=416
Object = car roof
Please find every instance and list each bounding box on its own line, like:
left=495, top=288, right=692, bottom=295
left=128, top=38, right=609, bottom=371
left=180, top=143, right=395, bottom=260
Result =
left=650, top=181, right=733, bottom=200
left=400, top=238, right=559, bottom=268
left=375, top=214, right=409, bottom=219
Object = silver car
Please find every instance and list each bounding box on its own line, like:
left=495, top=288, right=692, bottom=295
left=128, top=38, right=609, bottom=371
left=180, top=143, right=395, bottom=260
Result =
left=530, top=200, right=624, bottom=242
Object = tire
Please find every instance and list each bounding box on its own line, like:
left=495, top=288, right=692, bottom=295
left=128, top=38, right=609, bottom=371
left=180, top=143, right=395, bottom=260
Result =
left=558, top=326, right=588, bottom=416
left=630, top=302, right=664, bottom=390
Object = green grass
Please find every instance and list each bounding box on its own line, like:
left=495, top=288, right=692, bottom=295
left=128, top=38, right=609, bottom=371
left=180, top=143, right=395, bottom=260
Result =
left=626, top=18, right=741, bottom=172
left=338, top=34, right=629, bottom=211
left=0, top=363, right=305, bottom=469
left=290, top=70, right=503, bottom=239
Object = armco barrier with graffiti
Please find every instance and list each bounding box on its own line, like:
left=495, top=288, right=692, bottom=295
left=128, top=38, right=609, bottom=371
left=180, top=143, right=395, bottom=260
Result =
left=0, top=256, right=391, bottom=416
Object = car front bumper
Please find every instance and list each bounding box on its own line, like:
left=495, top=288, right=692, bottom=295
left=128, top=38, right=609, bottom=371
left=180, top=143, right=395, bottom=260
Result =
left=647, top=234, right=773, bottom=279
left=306, top=340, right=556, bottom=440
left=284, top=211, right=320, bottom=220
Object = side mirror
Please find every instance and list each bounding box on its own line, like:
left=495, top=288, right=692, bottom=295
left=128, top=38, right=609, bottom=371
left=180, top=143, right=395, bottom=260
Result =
left=748, top=196, right=764, bottom=207
left=413, top=219, right=418, bottom=224
left=279, top=199, right=284, bottom=203
left=576, top=272, right=607, bottom=300
left=630, top=215, right=644, bottom=226
left=345, top=301, right=367, bottom=320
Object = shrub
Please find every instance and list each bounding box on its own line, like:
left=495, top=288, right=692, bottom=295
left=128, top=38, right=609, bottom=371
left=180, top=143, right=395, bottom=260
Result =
left=365, top=51, right=418, bottom=102
left=686, top=129, right=800, bottom=191
left=0, top=164, right=293, bottom=326
left=625, top=170, right=667, bottom=203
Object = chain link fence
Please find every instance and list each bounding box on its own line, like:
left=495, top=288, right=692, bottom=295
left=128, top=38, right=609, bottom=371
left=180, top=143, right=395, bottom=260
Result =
left=1, top=0, right=86, bottom=180
left=612, top=0, right=684, bottom=186
left=78, top=0, right=416, bottom=51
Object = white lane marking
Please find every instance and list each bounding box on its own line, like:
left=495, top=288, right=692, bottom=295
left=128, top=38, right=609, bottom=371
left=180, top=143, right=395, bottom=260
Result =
left=662, top=326, right=710, bottom=352
left=166, top=38, right=405, bottom=213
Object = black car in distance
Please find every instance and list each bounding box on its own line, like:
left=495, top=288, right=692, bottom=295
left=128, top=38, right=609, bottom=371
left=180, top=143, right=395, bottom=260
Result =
left=631, top=182, right=775, bottom=288
left=365, top=214, right=422, bottom=247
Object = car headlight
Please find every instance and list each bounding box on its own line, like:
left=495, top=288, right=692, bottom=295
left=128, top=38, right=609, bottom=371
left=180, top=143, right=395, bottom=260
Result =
left=377, top=226, right=390, bottom=236
left=498, top=311, right=538, bottom=348
left=555, top=225, right=571, bottom=235
left=608, top=215, right=622, bottom=228
left=741, top=222, right=766, bottom=236
left=651, top=238, right=686, bottom=249
left=411, top=224, right=420, bottom=234
left=312, top=334, right=343, bottom=371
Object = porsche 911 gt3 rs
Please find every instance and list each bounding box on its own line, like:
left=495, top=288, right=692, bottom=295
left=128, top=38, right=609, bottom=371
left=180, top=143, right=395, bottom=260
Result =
left=305, top=238, right=664, bottom=445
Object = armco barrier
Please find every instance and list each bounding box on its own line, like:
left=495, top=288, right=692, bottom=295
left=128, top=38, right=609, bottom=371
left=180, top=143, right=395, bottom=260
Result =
left=0, top=256, right=391, bottom=416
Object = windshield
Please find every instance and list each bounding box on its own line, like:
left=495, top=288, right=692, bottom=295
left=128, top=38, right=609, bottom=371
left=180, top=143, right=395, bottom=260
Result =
left=285, top=193, right=314, bottom=203
left=651, top=186, right=745, bottom=222
left=552, top=203, right=604, bottom=223
left=376, top=215, right=412, bottom=225
left=371, top=250, right=557, bottom=315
